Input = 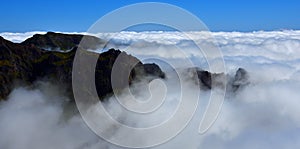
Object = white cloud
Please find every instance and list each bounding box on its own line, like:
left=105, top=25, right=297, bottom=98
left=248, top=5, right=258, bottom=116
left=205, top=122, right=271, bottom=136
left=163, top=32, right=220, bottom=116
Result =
left=1, top=30, right=300, bottom=148
left=0, top=31, right=47, bottom=43
left=0, top=83, right=105, bottom=149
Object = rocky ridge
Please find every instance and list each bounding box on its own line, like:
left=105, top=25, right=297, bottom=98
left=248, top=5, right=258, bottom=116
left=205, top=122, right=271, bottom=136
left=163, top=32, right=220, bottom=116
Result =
left=0, top=32, right=165, bottom=100
left=0, top=32, right=249, bottom=101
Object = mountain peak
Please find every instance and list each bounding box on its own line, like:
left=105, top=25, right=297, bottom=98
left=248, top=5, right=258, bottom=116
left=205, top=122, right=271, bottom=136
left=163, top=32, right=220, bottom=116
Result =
left=0, top=32, right=165, bottom=100
left=21, top=32, right=105, bottom=51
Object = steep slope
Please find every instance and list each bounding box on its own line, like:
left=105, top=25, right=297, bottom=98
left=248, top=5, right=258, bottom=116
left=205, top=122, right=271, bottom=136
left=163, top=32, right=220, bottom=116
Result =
left=0, top=33, right=165, bottom=100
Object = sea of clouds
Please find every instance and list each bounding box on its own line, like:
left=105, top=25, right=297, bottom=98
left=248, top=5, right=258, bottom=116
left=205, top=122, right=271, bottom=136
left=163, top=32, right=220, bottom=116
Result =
left=1, top=30, right=300, bottom=149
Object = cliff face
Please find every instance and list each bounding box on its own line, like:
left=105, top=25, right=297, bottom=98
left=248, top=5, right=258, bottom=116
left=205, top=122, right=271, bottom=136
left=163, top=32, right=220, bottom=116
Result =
left=0, top=32, right=165, bottom=100
left=94, top=49, right=165, bottom=100
left=0, top=36, right=44, bottom=99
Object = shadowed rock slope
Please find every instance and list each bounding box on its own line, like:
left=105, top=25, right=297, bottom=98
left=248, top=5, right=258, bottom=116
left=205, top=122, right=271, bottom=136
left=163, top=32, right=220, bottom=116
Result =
left=0, top=32, right=165, bottom=100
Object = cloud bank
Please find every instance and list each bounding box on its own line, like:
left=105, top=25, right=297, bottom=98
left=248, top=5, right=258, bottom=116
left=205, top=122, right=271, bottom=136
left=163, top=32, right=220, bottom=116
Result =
left=0, top=31, right=46, bottom=43
left=1, top=30, right=300, bottom=149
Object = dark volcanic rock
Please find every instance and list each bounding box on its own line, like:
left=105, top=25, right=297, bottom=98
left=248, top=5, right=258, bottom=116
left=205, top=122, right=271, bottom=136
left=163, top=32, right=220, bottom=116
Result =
left=0, top=36, right=44, bottom=99
left=142, top=63, right=166, bottom=79
left=21, top=32, right=105, bottom=51
left=196, top=70, right=213, bottom=89
left=0, top=33, right=165, bottom=101
left=187, top=68, right=226, bottom=90
left=231, top=68, right=249, bottom=91
left=188, top=67, right=249, bottom=91
left=94, top=49, right=165, bottom=100
left=0, top=34, right=81, bottom=100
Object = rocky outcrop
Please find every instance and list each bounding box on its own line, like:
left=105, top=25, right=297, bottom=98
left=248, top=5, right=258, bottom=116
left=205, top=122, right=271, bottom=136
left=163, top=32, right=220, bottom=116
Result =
left=231, top=68, right=249, bottom=91
left=94, top=49, right=165, bottom=100
left=21, top=32, right=105, bottom=51
left=0, top=36, right=44, bottom=99
left=188, top=67, right=249, bottom=91
left=0, top=32, right=165, bottom=101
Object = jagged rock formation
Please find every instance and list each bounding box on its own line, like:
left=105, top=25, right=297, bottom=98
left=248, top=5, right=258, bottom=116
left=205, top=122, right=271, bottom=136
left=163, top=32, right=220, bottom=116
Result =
left=187, top=67, right=249, bottom=91
left=0, top=32, right=165, bottom=100
left=231, top=68, right=250, bottom=91
left=94, top=49, right=165, bottom=99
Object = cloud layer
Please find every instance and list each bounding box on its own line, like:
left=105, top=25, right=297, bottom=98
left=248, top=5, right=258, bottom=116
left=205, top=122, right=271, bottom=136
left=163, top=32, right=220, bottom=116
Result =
left=1, top=30, right=300, bottom=149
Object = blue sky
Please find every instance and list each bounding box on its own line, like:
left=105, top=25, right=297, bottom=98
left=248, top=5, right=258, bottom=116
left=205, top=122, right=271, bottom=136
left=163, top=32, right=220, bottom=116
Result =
left=0, top=0, right=299, bottom=32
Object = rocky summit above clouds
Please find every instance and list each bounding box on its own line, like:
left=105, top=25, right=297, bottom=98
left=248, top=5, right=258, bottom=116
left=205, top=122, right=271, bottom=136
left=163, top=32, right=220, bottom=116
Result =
left=185, top=67, right=249, bottom=92
left=0, top=32, right=165, bottom=100
left=0, top=32, right=249, bottom=101
left=21, top=32, right=106, bottom=51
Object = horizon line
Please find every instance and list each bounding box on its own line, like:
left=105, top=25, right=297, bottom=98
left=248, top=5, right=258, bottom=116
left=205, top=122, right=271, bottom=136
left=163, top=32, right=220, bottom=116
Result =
left=1, top=29, right=300, bottom=34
